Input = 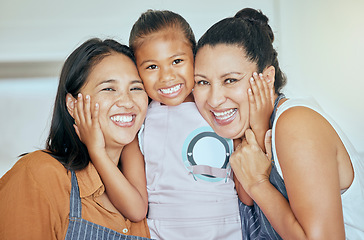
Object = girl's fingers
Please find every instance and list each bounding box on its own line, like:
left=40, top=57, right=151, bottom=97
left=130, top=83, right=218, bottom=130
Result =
left=73, top=100, right=80, bottom=127
left=76, top=93, right=86, bottom=125
left=84, top=95, right=92, bottom=126
left=256, top=73, right=271, bottom=107
left=251, top=72, right=275, bottom=109
left=249, top=73, right=261, bottom=109
left=248, top=87, right=256, bottom=111
left=91, top=102, right=100, bottom=128
left=260, top=73, right=271, bottom=104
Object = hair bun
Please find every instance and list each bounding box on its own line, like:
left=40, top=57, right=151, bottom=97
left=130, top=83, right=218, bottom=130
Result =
left=234, top=8, right=274, bottom=42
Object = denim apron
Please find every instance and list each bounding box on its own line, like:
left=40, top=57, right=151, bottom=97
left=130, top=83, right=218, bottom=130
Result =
left=239, top=94, right=287, bottom=240
left=65, top=171, right=151, bottom=240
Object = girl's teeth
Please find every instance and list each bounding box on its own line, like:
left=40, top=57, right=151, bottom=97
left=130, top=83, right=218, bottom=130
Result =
left=111, top=115, right=133, bottom=123
left=160, top=84, right=181, bottom=94
left=212, top=109, right=237, bottom=120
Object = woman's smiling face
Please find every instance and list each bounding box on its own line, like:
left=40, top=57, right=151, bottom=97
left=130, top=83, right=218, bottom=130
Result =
left=79, top=52, right=148, bottom=148
left=193, top=44, right=258, bottom=139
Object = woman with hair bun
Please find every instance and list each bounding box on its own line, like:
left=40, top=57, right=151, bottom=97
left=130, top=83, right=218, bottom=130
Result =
left=193, top=8, right=364, bottom=239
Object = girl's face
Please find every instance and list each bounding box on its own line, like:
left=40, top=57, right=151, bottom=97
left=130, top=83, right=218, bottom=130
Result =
left=193, top=44, right=257, bottom=139
left=134, top=29, right=194, bottom=106
left=78, top=52, right=148, bottom=148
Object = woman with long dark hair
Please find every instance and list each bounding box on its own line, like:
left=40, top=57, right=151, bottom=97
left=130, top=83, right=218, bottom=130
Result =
left=0, top=38, right=151, bottom=239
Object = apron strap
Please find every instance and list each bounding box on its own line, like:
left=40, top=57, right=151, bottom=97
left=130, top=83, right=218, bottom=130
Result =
left=270, top=93, right=286, bottom=126
left=69, top=171, right=82, bottom=218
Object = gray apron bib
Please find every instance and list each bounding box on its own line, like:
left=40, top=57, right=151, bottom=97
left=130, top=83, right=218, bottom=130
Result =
left=239, top=94, right=287, bottom=240
left=65, top=171, right=151, bottom=240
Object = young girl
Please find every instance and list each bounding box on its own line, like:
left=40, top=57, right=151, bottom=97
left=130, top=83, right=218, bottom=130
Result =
left=77, top=10, right=273, bottom=240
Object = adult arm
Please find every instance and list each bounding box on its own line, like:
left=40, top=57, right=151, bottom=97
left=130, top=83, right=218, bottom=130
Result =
left=232, top=107, right=345, bottom=240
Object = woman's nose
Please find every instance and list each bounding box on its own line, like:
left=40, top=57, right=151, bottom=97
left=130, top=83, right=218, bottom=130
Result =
left=207, top=85, right=226, bottom=108
left=115, top=93, right=134, bottom=108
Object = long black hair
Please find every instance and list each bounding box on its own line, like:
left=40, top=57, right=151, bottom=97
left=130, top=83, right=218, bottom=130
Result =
left=197, top=8, right=286, bottom=94
left=45, top=38, right=135, bottom=171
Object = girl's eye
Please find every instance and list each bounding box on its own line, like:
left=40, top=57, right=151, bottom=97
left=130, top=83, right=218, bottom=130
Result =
left=172, top=59, right=183, bottom=65
left=146, top=64, right=158, bottom=70
left=195, top=80, right=210, bottom=86
left=224, top=78, right=238, bottom=84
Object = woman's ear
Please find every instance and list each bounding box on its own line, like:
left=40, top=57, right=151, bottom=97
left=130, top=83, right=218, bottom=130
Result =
left=263, top=66, right=275, bottom=89
left=66, top=93, right=75, bottom=118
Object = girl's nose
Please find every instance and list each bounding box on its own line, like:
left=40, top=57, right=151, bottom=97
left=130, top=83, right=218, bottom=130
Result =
left=160, top=67, right=176, bottom=82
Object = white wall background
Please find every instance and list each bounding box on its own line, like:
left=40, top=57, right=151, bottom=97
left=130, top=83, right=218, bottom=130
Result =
left=0, top=0, right=363, bottom=176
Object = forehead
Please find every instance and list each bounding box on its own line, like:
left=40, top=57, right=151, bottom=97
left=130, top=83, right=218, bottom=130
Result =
left=82, top=53, right=139, bottom=88
left=135, top=29, right=192, bottom=57
left=195, top=44, right=257, bottom=74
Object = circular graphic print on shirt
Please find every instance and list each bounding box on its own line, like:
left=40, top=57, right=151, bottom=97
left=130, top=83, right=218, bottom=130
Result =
left=182, top=126, right=233, bottom=182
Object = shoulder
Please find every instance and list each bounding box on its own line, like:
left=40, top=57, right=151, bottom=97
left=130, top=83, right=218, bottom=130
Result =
left=1, top=150, right=71, bottom=194
left=19, top=150, right=68, bottom=176
left=273, top=101, right=340, bottom=165
left=275, top=98, right=334, bottom=140
left=0, top=151, right=71, bottom=238
left=275, top=105, right=337, bottom=150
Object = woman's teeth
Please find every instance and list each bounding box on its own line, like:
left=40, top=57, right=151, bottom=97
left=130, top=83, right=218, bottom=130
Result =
left=111, top=115, right=133, bottom=123
left=160, top=84, right=181, bottom=94
left=212, top=109, right=237, bottom=120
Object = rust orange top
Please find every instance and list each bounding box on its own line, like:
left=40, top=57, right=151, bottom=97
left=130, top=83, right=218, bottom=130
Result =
left=0, top=150, right=150, bottom=239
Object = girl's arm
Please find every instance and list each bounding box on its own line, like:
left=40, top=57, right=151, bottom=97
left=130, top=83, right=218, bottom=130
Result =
left=73, top=93, right=147, bottom=222
left=248, top=72, right=274, bottom=152
left=120, top=136, right=148, bottom=216
left=235, top=72, right=274, bottom=205
left=231, top=108, right=345, bottom=239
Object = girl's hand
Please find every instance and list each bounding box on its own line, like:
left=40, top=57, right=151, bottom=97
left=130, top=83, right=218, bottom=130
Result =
left=248, top=72, right=274, bottom=152
left=73, top=93, right=105, bottom=154
left=230, top=129, right=272, bottom=196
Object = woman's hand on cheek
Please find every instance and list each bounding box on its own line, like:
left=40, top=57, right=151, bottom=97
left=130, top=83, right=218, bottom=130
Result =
left=248, top=72, right=274, bottom=151
left=230, top=129, right=272, bottom=197
left=73, top=93, right=105, bottom=155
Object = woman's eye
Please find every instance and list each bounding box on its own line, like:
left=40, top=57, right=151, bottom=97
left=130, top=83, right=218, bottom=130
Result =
left=172, top=59, right=183, bottom=65
left=102, top=87, right=114, bottom=91
left=225, top=78, right=238, bottom=84
left=195, top=80, right=209, bottom=86
left=130, top=87, right=145, bottom=91
left=146, top=65, right=158, bottom=70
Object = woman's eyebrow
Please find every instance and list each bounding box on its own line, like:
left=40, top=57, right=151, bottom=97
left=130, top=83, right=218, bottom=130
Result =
left=98, top=79, right=116, bottom=86
left=194, top=73, right=207, bottom=78
left=130, top=79, right=143, bottom=84
left=220, top=72, right=243, bottom=78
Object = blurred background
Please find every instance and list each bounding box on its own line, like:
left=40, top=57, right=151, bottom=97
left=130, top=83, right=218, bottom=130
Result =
left=1, top=0, right=363, bottom=176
